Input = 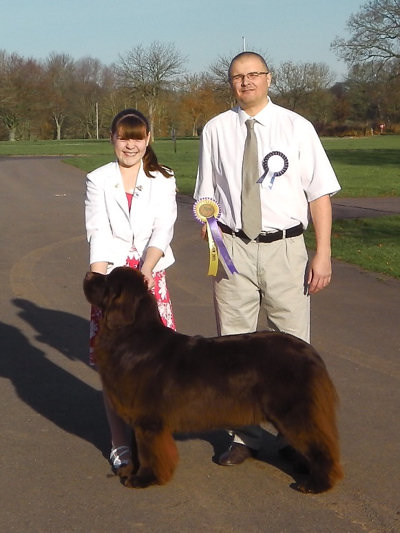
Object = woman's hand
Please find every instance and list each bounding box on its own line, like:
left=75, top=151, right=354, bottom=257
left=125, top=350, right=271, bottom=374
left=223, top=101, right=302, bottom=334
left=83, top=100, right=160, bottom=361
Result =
left=140, top=266, right=155, bottom=289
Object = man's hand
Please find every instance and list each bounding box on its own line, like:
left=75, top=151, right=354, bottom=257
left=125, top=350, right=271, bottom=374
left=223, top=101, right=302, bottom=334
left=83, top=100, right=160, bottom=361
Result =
left=307, top=252, right=332, bottom=294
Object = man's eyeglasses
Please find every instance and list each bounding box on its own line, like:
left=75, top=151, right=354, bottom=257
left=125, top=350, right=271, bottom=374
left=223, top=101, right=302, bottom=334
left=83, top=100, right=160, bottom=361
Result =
left=230, top=71, right=269, bottom=83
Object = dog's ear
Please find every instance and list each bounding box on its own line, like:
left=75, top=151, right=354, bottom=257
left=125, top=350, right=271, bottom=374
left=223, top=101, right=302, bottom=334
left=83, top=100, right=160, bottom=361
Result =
left=83, top=271, right=107, bottom=307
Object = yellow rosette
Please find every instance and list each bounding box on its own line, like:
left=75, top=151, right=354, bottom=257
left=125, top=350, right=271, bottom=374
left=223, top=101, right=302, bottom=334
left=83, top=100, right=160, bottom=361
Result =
left=193, top=198, right=237, bottom=277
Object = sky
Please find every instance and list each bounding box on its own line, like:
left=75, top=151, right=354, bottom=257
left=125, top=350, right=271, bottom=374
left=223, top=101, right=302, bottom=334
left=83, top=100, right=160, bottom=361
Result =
left=0, top=0, right=365, bottom=81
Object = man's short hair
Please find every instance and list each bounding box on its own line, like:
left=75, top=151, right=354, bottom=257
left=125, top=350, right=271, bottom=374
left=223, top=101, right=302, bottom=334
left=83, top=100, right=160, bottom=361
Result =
left=228, top=52, right=269, bottom=78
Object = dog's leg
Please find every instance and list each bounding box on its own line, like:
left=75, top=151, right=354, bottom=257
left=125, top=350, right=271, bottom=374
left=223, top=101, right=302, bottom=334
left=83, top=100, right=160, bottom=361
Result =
left=124, top=416, right=179, bottom=489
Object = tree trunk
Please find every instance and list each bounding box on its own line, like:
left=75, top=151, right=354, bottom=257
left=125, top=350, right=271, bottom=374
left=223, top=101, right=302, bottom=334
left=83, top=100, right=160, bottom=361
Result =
left=52, top=114, right=64, bottom=140
left=146, top=99, right=156, bottom=141
left=9, top=127, right=17, bottom=141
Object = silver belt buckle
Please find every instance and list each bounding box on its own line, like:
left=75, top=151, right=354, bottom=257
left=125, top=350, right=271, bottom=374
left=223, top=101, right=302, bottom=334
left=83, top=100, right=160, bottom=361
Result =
left=260, top=230, right=279, bottom=236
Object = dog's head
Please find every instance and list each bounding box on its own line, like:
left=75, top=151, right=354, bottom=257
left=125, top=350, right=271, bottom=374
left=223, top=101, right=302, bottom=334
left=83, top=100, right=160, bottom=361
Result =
left=83, top=267, right=151, bottom=329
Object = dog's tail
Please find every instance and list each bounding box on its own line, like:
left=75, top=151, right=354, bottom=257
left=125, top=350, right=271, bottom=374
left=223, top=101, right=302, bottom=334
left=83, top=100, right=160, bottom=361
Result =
left=305, top=368, right=344, bottom=491
left=274, top=364, right=344, bottom=493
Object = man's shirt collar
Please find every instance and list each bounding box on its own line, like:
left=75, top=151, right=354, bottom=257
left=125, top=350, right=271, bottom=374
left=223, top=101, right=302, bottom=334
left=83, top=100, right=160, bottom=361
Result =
left=238, top=97, right=273, bottom=126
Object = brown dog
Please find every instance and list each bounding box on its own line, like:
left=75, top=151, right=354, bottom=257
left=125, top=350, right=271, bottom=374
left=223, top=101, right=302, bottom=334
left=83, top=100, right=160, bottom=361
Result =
left=84, top=266, right=343, bottom=493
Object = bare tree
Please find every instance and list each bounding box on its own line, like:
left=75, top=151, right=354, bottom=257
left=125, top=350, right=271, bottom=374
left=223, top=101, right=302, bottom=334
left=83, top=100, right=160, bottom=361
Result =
left=210, top=55, right=231, bottom=83
left=72, top=57, right=117, bottom=138
left=272, top=61, right=335, bottom=111
left=43, top=53, right=76, bottom=140
left=331, top=0, right=400, bottom=75
left=115, top=41, right=186, bottom=138
left=179, top=73, right=225, bottom=135
left=209, top=55, right=235, bottom=108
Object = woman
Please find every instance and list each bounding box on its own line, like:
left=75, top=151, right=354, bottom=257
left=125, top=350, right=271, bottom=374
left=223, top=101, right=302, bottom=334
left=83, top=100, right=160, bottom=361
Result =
left=85, top=109, right=177, bottom=471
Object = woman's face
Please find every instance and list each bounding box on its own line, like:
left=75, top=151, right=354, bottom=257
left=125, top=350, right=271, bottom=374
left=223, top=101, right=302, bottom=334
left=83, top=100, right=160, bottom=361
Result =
left=111, top=131, right=150, bottom=169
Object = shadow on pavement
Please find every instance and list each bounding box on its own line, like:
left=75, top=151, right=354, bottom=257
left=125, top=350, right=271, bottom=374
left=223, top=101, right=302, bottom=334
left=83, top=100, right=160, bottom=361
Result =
left=0, top=307, right=109, bottom=455
left=13, top=298, right=90, bottom=365
left=176, top=428, right=305, bottom=489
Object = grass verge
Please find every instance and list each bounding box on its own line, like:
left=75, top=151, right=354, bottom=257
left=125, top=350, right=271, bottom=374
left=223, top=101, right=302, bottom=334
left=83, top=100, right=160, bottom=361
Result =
left=305, top=216, right=400, bottom=279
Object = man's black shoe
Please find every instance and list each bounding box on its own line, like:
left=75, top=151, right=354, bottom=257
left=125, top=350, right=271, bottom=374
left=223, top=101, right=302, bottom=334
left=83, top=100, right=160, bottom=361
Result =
left=218, top=443, right=255, bottom=466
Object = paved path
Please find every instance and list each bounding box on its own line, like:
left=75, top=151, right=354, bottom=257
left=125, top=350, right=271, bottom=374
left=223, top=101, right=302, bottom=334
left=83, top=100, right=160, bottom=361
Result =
left=332, top=196, right=400, bottom=219
left=1, top=157, right=399, bottom=533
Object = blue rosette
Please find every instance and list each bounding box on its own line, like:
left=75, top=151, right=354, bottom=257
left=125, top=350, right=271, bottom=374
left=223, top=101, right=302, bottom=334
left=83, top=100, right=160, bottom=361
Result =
left=257, top=151, right=289, bottom=189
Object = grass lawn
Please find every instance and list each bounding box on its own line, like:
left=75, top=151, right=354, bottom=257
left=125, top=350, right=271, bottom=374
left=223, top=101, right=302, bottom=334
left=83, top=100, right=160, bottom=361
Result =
left=1, top=135, right=399, bottom=279
left=305, top=217, right=400, bottom=279
left=1, top=135, right=399, bottom=197
left=323, top=135, right=400, bottom=197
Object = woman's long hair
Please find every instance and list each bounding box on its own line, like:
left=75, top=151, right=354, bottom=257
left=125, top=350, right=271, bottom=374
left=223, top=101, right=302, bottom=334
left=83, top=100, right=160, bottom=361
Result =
left=110, top=109, right=172, bottom=178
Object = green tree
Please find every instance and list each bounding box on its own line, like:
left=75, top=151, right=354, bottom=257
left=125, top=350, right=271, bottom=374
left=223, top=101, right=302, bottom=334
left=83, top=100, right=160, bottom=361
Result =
left=346, top=61, right=400, bottom=130
left=0, top=51, right=44, bottom=140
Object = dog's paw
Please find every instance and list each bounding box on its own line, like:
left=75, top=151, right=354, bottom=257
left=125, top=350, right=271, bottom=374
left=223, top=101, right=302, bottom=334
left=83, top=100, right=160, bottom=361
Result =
left=279, top=445, right=310, bottom=474
left=117, top=464, right=134, bottom=477
left=115, top=462, right=134, bottom=478
left=123, top=467, right=159, bottom=489
left=293, top=477, right=333, bottom=494
left=292, top=480, right=314, bottom=494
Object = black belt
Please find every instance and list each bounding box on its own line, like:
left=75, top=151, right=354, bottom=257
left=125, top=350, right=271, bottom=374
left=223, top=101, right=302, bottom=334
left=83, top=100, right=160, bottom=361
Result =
left=218, top=222, right=303, bottom=243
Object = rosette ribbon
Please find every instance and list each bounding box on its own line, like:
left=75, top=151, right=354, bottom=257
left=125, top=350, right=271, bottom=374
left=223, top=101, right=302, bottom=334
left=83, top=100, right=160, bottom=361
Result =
left=257, top=151, right=289, bottom=189
left=193, top=198, right=237, bottom=276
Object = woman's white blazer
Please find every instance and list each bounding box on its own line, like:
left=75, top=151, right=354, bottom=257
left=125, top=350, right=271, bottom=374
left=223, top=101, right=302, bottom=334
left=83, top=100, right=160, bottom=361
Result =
left=85, top=161, right=177, bottom=273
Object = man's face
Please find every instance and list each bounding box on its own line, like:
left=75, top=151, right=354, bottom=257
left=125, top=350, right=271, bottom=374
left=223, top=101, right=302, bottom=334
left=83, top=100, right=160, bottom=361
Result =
left=229, top=56, right=271, bottom=114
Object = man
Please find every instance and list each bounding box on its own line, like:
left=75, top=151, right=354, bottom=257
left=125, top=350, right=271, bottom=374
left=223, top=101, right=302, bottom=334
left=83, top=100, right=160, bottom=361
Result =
left=194, top=52, right=340, bottom=465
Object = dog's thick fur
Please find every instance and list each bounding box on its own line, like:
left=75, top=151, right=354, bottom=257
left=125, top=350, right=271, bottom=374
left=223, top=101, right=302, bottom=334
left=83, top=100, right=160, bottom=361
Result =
left=84, top=266, right=343, bottom=493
